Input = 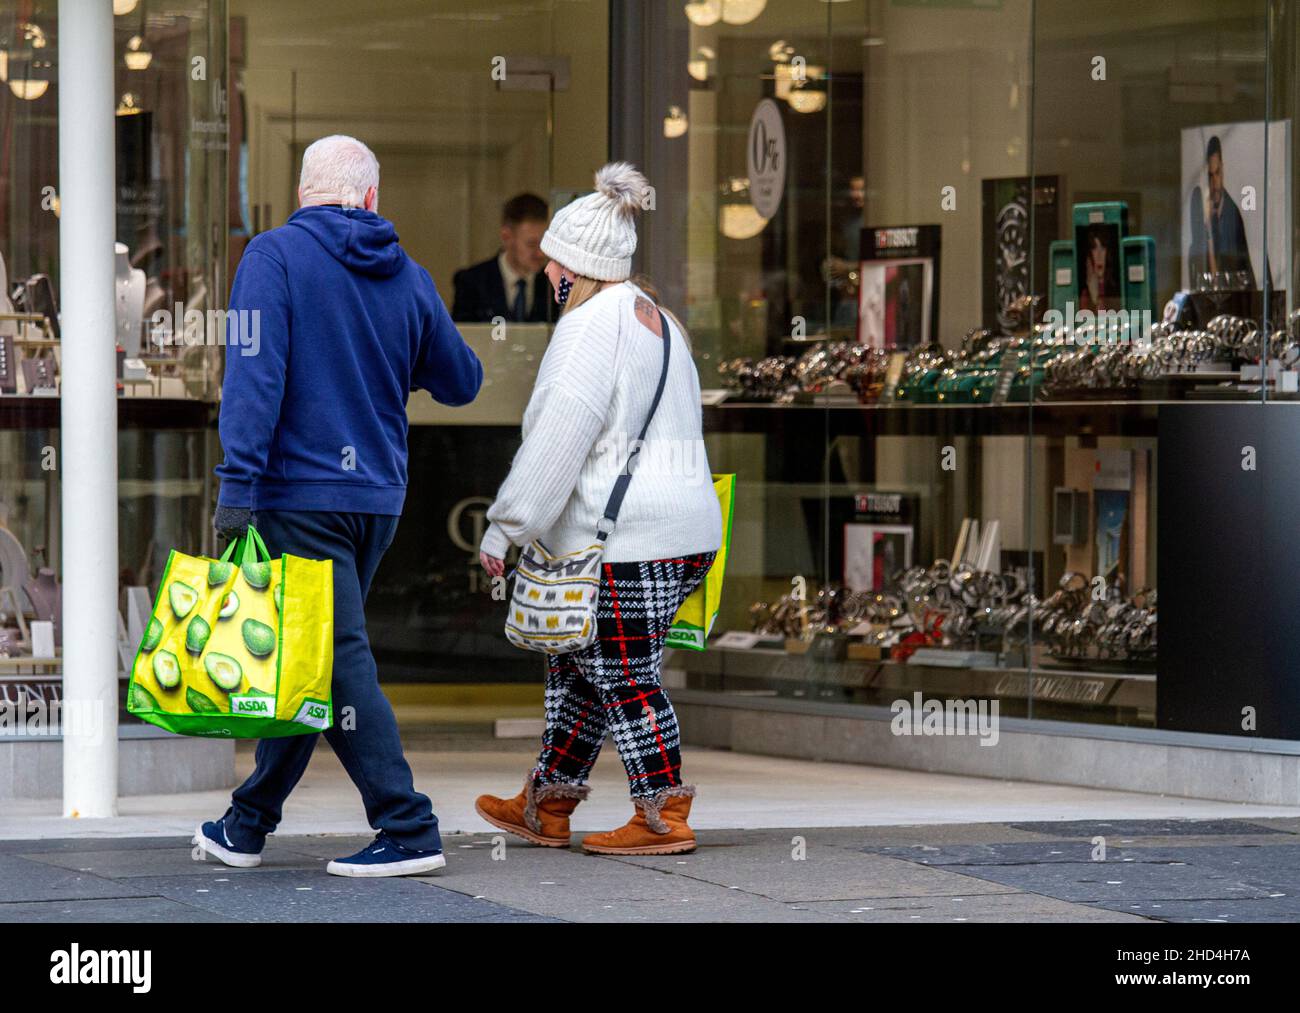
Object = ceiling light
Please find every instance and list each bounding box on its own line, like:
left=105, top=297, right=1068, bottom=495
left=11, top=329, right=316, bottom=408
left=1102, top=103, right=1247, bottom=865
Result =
left=688, top=45, right=716, bottom=82
left=124, top=34, right=153, bottom=70
left=721, top=0, right=766, bottom=24
left=720, top=203, right=769, bottom=240
left=684, top=1, right=721, bottom=26
left=787, top=86, right=827, bottom=113
left=114, top=0, right=140, bottom=14
left=664, top=106, right=689, bottom=138
left=774, top=62, right=824, bottom=100
left=4, top=22, right=51, bottom=101
left=688, top=0, right=766, bottom=26
left=9, top=79, right=48, bottom=100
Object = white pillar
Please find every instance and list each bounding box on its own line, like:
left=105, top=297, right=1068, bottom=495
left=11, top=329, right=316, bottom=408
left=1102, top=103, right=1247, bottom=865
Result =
left=59, top=0, right=119, bottom=818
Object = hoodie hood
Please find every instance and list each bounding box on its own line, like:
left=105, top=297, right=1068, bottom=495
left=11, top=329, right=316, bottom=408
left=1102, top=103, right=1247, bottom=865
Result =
left=285, top=205, right=407, bottom=278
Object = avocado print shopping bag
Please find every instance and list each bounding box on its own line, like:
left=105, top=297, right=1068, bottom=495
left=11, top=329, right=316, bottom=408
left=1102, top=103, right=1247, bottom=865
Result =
left=665, top=473, right=735, bottom=651
left=127, top=526, right=334, bottom=738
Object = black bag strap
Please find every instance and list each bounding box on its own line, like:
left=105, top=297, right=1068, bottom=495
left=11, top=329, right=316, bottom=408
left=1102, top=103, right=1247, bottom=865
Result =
left=597, top=308, right=671, bottom=541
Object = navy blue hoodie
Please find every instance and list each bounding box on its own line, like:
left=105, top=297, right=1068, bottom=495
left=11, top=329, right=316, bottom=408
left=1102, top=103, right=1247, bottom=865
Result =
left=215, top=205, right=482, bottom=515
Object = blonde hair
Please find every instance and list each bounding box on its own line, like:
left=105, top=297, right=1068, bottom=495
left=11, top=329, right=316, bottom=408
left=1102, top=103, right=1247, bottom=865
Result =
left=560, top=274, right=606, bottom=315
left=559, top=272, right=691, bottom=352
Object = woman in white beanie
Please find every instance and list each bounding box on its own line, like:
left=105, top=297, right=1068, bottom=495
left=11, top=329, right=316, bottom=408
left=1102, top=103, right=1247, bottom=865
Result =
left=475, top=163, right=723, bottom=855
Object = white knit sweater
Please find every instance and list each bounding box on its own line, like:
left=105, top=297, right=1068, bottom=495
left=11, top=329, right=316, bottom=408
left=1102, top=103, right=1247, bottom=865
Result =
left=480, top=282, right=722, bottom=563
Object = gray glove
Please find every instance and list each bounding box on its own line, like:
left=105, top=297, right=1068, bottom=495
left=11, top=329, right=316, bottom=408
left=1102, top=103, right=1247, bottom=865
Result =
left=214, top=504, right=251, bottom=542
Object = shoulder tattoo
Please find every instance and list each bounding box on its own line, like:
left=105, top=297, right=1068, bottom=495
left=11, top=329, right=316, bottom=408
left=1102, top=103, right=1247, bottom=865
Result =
left=634, top=296, right=662, bottom=336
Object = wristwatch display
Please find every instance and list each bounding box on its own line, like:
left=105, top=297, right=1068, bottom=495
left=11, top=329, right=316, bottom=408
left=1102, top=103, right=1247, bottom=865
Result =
left=718, top=342, right=892, bottom=403
left=744, top=561, right=1156, bottom=665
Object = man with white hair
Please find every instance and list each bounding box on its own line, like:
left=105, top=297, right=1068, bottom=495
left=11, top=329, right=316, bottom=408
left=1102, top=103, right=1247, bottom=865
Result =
left=195, top=135, right=482, bottom=877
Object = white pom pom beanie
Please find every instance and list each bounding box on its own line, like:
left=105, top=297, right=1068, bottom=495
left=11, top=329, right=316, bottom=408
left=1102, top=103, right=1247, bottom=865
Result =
left=541, top=162, right=649, bottom=282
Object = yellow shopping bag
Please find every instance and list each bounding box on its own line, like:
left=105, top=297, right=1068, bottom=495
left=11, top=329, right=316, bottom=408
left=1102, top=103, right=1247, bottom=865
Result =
left=126, top=526, right=334, bottom=738
left=666, top=473, right=735, bottom=651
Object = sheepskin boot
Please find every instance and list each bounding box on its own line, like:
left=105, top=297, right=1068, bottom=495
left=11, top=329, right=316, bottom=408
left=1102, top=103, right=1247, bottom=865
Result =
left=581, top=785, right=697, bottom=855
left=475, top=775, right=589, bottom=847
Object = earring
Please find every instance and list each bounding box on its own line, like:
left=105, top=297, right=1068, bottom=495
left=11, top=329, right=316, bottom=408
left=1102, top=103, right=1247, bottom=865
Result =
left=557, top=273, right=573, bottom=306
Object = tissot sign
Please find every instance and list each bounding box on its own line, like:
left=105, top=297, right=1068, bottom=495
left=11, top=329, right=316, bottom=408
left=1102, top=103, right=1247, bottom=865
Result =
left=874, top=227, right=921, bottom=251
left=747, top=98, right=786, bottom=219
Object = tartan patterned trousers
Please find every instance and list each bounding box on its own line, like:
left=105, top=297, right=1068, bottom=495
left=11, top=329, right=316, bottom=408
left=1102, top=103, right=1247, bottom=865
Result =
left=532, top=552, right=715, bottom=798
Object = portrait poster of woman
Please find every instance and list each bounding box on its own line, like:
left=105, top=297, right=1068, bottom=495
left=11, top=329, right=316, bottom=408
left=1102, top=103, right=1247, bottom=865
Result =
left=1075, top=223, right=1122, bottom=313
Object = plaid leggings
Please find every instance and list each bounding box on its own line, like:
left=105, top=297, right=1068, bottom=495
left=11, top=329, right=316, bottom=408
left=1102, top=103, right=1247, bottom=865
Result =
left=532, top=552, right=715, bottom=798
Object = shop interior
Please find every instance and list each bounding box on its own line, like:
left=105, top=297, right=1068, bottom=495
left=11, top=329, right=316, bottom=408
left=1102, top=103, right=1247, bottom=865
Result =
left=3, top=0, right=1299, bottom=740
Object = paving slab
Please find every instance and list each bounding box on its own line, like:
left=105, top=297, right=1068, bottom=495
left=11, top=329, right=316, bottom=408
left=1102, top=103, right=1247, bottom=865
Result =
left=868, top=841, right=1300, bottom=907
left=865, top=840, right=1276, bottom=866
left=1246, top=816, right=1300, bottom=834
left=21, top=842, right=326, bottom=879
left=805, top=822, right=1070, bottom=847
left=0, top=853, right=147, bottom=904
left=1004, top=819, right=1291, bottom=838
left=2, top=896, right=232, bottom=923
left=1113, top=896, right=1300, bottom=923
left=0, top=835, right=184, bottom=854
left=415, top=834, right=844, bottom=922
left=604, top=834, right=1017, bottom=903
left=800, top=893, right=1151, bottom=923
left=123, top=870, right=555, bottom=923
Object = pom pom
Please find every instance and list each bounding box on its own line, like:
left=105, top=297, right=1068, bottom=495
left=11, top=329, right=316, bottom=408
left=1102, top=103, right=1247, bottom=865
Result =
left=594, top=162, right=648, bottom=220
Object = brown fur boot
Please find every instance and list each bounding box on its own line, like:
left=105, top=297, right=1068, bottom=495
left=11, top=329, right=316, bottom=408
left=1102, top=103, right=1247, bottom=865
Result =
left=581, top=785, right=697, bottom=855
left=475, top=775, right=590, bottom=847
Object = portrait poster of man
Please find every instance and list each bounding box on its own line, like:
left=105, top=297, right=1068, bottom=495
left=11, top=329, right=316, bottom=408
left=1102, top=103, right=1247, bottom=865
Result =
left=1181, top=120, right=1290, bottom=292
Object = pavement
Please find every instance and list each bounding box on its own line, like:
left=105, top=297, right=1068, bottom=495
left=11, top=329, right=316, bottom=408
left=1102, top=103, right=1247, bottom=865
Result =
left=6, top=817, right=1300, bottom=923
left=5, top=726, right=1300, bottom=922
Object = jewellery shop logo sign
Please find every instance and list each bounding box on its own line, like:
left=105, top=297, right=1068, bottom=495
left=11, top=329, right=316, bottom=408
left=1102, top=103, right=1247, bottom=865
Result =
left=874, top=227, right=920, bottom=251
left=890, top=691, right=1000, bottom=747
left=1041, top=301, right=1155, bottom=347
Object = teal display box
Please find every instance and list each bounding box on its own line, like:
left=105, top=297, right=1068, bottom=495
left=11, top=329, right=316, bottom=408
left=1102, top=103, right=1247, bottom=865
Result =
left=1050, top=240, right=1075, bottom=318
left=1122, top=235, right=1157, bottom=319
left=1071, top=200, right=1130, bottom=233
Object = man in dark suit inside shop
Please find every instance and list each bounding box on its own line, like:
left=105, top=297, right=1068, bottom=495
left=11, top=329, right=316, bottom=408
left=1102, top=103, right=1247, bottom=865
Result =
left=451, top=193, right=552, bottom=323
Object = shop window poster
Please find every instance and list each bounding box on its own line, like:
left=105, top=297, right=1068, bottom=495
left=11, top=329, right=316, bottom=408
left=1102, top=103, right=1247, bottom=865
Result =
left=980, top=176, right=1060, bottom=331
left=857, top=225, right=940, bottom=349
left=1093, top=489, right=1130, bottom=587
left=1092, top=447, right=1136, bottom=587
left=844, top=522, right=913, bottom=593
left=1180, top=120, right=1290, bottom=292
left=1075, top=219, right=1123, bottom=313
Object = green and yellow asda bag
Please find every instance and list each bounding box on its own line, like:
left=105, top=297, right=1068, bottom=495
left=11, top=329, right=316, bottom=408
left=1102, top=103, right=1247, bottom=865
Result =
left=127, top=526, right=334, bottom=738
left=666, top=473, right=735, bottom=651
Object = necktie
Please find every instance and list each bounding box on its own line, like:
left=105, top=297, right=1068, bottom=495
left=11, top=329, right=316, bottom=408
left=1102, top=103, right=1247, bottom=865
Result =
left=511, top=279, right=527, bottom=322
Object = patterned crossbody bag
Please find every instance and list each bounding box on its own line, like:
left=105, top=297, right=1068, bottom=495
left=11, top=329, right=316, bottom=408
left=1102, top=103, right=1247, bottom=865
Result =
left=504, top=308, right=671, bottom=654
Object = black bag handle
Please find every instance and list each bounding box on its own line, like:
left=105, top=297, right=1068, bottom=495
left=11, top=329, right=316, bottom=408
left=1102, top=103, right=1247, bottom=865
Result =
left=597, top=308, right=671, bottom=541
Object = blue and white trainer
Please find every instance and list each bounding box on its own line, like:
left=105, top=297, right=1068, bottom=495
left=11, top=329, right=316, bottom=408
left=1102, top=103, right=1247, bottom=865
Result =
left=193, top=818, right=262, bottom=868
left=325, top=833, right=446, bottom=878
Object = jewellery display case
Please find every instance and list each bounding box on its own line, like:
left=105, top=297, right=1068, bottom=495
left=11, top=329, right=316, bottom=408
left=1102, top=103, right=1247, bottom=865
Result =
left=620, top=0, right=1300, bottom=739
left=0, top=1, right=229, bottom=682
